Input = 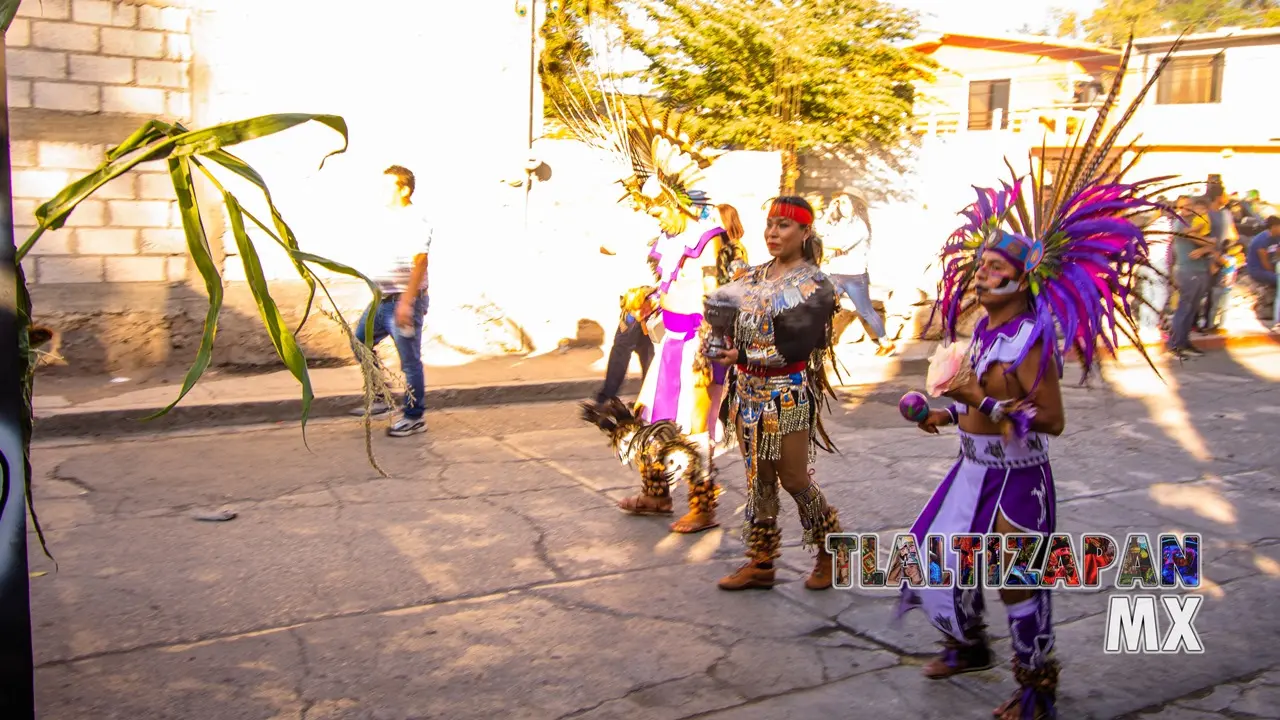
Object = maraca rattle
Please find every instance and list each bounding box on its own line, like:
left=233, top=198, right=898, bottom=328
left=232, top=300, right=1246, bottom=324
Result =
left=898, top=391, right=931, bottom=424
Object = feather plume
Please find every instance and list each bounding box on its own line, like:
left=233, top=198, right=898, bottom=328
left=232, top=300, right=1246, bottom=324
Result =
left=1060, top=38, right=1134, bottom=200
left=543, top=30, right=716, bottom=221
left=930, top=35, right=1189, bottom=389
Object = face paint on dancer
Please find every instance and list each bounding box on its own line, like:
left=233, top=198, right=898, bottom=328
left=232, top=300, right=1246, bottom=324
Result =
left=651, top=204, right=688, bottom=236
left=975, top=253, right=1027, bottom=301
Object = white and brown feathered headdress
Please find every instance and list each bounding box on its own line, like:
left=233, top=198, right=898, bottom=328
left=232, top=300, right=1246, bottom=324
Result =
left=544, top=35, right=715, bottom=224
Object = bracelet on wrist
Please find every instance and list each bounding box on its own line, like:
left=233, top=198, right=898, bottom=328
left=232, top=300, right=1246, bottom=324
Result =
left=978, top=396, right=1009, bottom=422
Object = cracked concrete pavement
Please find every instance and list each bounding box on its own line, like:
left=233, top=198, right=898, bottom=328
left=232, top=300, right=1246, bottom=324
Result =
left=27, top=345, right=1280, bottom=719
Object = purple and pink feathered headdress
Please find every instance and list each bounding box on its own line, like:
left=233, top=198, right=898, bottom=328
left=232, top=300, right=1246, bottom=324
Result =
left=931, top=36, right=1190, bottom=388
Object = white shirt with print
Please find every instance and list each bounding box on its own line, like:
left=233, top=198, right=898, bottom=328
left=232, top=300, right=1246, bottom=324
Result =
left=366, top=204, right=432, bottom=295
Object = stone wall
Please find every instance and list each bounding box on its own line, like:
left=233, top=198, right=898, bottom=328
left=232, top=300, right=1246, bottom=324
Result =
left=8, top=0, right=191, bottom=118
left=6, top=0, right=213, bottom=374
left=11, top=0, right=193, bottom=289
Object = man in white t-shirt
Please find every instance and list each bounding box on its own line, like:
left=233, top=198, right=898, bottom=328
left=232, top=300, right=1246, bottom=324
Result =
left=348, top=165, right=432, bottom=437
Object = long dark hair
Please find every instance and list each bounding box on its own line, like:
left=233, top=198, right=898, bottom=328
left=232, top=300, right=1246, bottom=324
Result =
left=829, top=191, right=872, bottom=249
left=771, top=195, right=824, bottom=264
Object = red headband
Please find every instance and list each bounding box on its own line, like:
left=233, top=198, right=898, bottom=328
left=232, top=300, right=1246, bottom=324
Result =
left=768, top=201, right=813, bottom=226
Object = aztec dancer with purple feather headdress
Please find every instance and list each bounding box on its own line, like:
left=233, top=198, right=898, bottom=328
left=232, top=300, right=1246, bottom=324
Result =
left=898, top=36, right=1186, bottom=720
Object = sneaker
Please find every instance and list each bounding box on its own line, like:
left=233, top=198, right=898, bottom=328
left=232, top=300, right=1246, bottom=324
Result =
left=349, top=401, right=390, bottom=417
left=1184, top=346, right=1206, bottom=357
left=387, top=416, right=427, bottom=437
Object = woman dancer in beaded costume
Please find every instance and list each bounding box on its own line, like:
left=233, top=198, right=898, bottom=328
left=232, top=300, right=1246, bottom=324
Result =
left=899, top=38, right=1179, bottom=719
left=705, top=196, right=846, bottom=591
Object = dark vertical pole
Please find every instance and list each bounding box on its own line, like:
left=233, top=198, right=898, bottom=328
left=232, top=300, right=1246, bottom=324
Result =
left=524, top=0, right=536, bottom=229
left=0, top=35, right=35, bottom=720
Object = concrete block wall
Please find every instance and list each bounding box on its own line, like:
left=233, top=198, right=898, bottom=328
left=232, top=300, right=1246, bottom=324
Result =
left=8, top=0, right=192, bottom=117
left=9, top=0, right=192, bottom=288
left=14, top=146, right=189, bottom=285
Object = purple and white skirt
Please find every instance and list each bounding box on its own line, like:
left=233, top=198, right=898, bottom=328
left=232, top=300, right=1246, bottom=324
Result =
left=636, top=310, right=726, bottom=438
left=897, top=431, right=1056, bottom=641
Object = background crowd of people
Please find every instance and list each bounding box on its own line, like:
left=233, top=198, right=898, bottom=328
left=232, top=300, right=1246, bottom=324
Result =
left=1139, top=176, right=1279, bottom=359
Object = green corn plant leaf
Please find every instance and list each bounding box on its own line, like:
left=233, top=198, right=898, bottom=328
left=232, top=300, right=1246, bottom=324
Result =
left=15, top=264, right=53, bottom=563
left=21, top=153, right=154, bottom=259
left=189, top=155, right=321, bottom=341
left=17, top=113, right=383, bottom=469
left=170, top=114, right=348, bottom=163
left=290, top=251, right=381, bottom=299
left=238, top=204, right=383, bottom=369
left=223, top=193, right=315, bottom=435
left=233, top=210, right=389, bottom=471
left=105, top=120, right=175, bottom=162
left=292, top=249, right=383, bottom=351
left=1, top=0, right=19, bottom=32
left=231, top=205, right=392, bottom=474
left=240, top=207, right=381, bottom=373
left=232, top=203, right=379, bottom=299
left=141, top=157, right=224, bottom=421
left=199, top=150, right=319, bottom=337
left=224, top=182, right=383, bottom=355
left=20, top=114, right=347, bottom=261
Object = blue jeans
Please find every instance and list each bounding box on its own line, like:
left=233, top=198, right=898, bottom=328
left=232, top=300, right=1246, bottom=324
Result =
left=1169, top=271, right=1210, bottom=351
left=1201, top=271, right=1231, bottom=330
left=1258, top=273, right=1280, bottom=326
left=354, top=293, right=428, bottom=418
left=1209, top=285, right=1231, bottom=329
left=597, top=312, right=653, bottom=403
left=831, top=273, right=887, bottom=339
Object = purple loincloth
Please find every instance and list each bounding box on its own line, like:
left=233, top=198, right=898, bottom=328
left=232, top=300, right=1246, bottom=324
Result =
left=896, top=431, right=1056, bottom=641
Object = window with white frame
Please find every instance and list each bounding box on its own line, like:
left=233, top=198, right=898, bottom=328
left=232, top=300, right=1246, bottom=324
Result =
left=1156, top=53, right=1224, bottom=105
left=968, top=79, right=1011, bottom=130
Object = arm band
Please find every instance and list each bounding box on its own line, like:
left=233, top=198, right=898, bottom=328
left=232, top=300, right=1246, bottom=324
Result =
left=978, top=397, right=1008, bottom=422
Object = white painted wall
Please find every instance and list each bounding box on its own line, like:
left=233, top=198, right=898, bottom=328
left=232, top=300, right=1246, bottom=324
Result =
left=1125, top=42, right=1280, bottom=146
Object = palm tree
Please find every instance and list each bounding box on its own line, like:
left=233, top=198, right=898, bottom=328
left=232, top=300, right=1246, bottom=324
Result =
left=0, top=2, right=387, bottom=713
